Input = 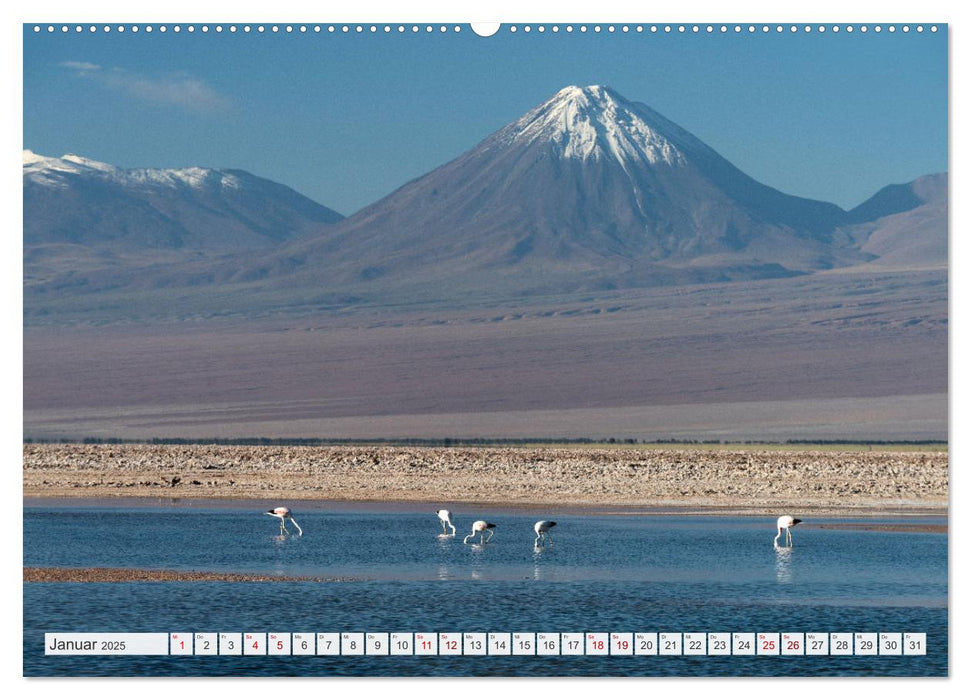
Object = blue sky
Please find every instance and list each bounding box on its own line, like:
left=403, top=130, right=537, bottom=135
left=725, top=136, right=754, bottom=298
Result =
left=23, top=23, right=947, bottom=215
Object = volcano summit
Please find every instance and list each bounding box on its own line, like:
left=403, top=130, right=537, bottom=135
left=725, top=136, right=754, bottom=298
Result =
left=239, top=84, right=869, bottom=303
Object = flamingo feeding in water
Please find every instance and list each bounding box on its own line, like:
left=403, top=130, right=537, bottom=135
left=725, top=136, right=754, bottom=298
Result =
left=266, top=507, right=303, bottom=537
left=774, top=515, right=801, bottom=547
left=463, top=520, right=496, bottom=544
left=534, top=520, right=556, bottom=546
left=436, top=509, right=456, bottom=536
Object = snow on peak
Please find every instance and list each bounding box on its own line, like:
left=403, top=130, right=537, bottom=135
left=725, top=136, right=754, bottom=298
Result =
left=23, top=150, right=242, bottom=191
left=24, top=150, right=118, bottom=178
left=493, top=85, right=687, bottom=168
left=22, top=149, right=46, bottom=165
left=125, top=166, right=242, bottom=190
left=61, top=153, right=118, bottom=172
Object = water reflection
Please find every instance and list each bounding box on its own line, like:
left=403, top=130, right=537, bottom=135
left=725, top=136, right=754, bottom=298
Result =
left=532, top=546, right=546, bottom=579
left=774, top=544, right=794, bottom=583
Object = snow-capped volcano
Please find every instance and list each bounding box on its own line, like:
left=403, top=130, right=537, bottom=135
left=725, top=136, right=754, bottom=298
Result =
left=249, top=84, right=858, bottom=298
left=491, top=85, right=687, bottom=167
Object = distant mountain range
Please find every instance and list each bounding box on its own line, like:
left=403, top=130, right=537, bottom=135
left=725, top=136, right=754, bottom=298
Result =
left=23, top=150, right=343, bottom=292
left=24, top=150, right=344, bottom=252
left=23, top=85, right=947, bottom=322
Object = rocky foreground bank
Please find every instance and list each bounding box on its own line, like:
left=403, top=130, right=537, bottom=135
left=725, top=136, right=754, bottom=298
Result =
left=22, top=443, right=947, bottom=512
left=22, top=567, right=357, bottom=583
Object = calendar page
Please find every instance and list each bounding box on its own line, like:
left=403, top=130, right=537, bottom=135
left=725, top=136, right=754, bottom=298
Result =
left=21, top=8, right=948, bottom=679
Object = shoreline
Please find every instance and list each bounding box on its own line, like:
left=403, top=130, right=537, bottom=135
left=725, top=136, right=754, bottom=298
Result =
left=22, top=494, right=947, bottom=519
left=23, top=443, right=948, bottom=516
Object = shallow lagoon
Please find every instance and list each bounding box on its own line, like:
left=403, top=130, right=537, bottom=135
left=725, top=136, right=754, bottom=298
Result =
left=23, top=505, right=947, bottom=676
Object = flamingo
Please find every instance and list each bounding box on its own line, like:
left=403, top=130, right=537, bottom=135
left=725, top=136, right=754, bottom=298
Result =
left=534, top=520, right=556, bottom=546
left=774, top=515, right=802, bottom=547
left=266, top=506, right=303, bottom=537
left=463, top=520, right=496, bottom=544
left=436, top=509, right=456, bottom=536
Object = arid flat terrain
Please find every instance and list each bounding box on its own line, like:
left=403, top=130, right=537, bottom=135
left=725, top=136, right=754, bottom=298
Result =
left=23, top=443, right=948, bottom=512
left=23, top=269, right=946, bottom=442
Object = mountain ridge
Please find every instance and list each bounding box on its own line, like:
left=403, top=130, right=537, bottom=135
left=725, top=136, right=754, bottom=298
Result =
left=24, top=150, right=343, bottom=252
left=23, top=85, right=947, bottom=322
left=848, top=172, right=947, bottom=223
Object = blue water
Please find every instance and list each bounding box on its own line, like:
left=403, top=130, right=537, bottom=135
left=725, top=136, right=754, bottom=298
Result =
left=23, top=505, right=948, bottom=676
